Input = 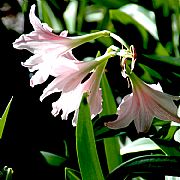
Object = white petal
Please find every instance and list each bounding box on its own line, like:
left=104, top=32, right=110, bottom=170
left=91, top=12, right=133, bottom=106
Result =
left=51, top=84, right=84, bottom=120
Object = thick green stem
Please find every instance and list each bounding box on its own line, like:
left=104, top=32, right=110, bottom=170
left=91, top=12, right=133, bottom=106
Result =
left=71, top=30, right=111, bottom=48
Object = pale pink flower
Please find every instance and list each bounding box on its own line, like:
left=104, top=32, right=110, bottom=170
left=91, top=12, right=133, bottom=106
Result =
left=13, top=4, right=109, bottom=55
left=51, top=61, right=107, bottom=125
left=12, top=4, right=110, bottom=86
left=27, top=47, right=77, bottom=87
left=39, top=52, right=114, bottom=125
left=105, top=71, right=180, bottom=133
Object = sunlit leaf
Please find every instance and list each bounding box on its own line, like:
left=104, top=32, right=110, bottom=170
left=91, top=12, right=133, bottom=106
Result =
left=64, top=1, right=78, bottom=33
left=120, top=4, right=158, bottom=40
left=76, top=93, right=104, bottom=180
left=154, top=43, right=170, bottom=56
left=110, top=9, right=149, bottom=49
left=37, top=0, right=63, bottom=32
left=120, top=138, right=161, bottom=155
left=152, top=118, right=171, bottom=126
left=163, top=126, right=179, bottom=141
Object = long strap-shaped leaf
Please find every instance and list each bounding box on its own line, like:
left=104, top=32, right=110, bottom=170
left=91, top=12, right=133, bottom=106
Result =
left=106, top=155, right=180, bottom=179
left=100, top=73, right=122, bottom=172
left=0, top=97, right=13, bottom=139
left=76, top=94, right=104, bottom=180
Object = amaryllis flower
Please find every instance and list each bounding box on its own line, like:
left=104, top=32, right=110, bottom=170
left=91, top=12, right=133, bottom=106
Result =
left=12, top=4, right=110, bottom=86
left=13, top=4, right=110, bottom=55
left=105, top=70, right=180, bottom=133
left=51, top=61, right=108, bottom=125
left=39, top=50, right=115, bottom=125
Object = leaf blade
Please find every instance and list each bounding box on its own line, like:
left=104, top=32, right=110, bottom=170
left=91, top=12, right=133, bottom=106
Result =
left=100, top=73, right=122, bottom=172
left=76, top=94, right=104, bottom=180
left=107, top=155, right=180, bottom=179
left=0, top=97, right=13, bottom=139
left=40, top=151, right=66, bottom=166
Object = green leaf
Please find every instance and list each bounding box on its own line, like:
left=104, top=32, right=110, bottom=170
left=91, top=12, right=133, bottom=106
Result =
left=152, top=0, right=178, bottom=16
left=151, top=138, right=180, bottom=156
left=155, top=143, right=180, bottom=156
left=154, top=43, right=169, bottom=56
left=110, top=7, right=150, bottom=49
left=0, top=97, right=13, bottom=139
left=120, top=4, right=158, bottom=40
left=120, top=138, right=161, bottom=155
left=143, top=54, right=180, bottom=66
left=91, top=0, right=130, bottom=9
left=5, top=167, right=13, bottom=180
left=138, top=63, right=162, bottom=83
left=20, top=0, right=28, bottom=13
left=40, top=151, right=66, bottom=166
left=104, top=136, right=122, bottom=172
left=76, top=93, right=104, bottom=180
left=64, top=1, right=78, bottom=33
left=37, top=0, right=63, bottom=32
left=100, top=73, right=117, bottom=116
left=107, top=155, right=180, bottom=179
left=152, top=118, right=171, bottom=126
left=163, top=126, right=179, bottom=141
left=93, top=115, right=124, bottom=140
left=65, top=168, right=81, bottom=180
left=100, top=73, right=122, bottom=172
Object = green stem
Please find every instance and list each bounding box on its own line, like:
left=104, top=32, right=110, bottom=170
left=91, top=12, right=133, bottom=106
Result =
left=110, top=32, right=129, bottom=49
left=72, top=30, right=111, bottom=48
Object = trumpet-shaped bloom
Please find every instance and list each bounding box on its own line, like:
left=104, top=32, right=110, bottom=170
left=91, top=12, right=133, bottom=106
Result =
left=12, top=4, right=110, bottom=86
left=13, top=4, right=110, bottom=55
left=51, top=61, right=107, bottom=125
left=39, top=52, right=113, bottom=99
left=105, top=71, right=180, bottom=133
left=39, top=51, right=114, bottom=124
